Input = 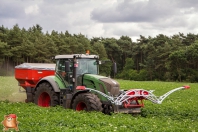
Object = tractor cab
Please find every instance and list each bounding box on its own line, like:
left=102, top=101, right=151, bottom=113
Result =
left=55, top=54, right=100, bottom=90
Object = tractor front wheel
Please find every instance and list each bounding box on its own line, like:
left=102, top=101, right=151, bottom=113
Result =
left=34, top=82, right=59, bottom=107
left=72, top=93, right=103, bottom=112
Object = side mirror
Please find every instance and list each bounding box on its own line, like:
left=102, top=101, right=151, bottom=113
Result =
left=113, top=62, right=117, bottom=74
left=65, top=61, right=70, bottom=72
left=94, top=60, right=102, bottom=65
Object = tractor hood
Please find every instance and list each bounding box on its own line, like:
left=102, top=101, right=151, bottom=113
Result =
left=84, top=74, right=108, bottom=80
left=81, top=74, right=120, bottom=96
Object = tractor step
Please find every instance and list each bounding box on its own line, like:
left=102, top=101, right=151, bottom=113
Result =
left=60, top=89, right=72, bottom=108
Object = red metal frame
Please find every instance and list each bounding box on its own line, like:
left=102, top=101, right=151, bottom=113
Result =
left=123, top=97, right=145, bottom=108
left=121, top=89, right=149, bottom=108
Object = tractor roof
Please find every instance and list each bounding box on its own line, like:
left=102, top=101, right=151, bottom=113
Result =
left=55, top=54, right=99, bottom=59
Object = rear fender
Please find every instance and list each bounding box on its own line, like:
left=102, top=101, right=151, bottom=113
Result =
left=35, top=76, right=60, bottom=92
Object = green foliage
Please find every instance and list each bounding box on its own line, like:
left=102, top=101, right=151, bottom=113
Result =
left=123, top=58, right=134, bottom=71
left=1, top=101, right=197, bottom=132
left=90, top=38, right=111, bottom=76
left=0, top=41, right=8, bottom=65
left=117, top=58, right=148, bottom=81
left=1, top=24, right=198, bottom=81
left=137, top=69, right=148, bottom=81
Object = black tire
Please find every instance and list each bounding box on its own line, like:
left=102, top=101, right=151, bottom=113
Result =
left=72, top=93, right=103, bottom=112
left=34, top=82, right=59, bottom=107
left=102, top=104, right=113, bottom=115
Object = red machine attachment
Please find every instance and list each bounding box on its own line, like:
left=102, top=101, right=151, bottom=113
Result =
left=122, top=89, right=149, bottom=108
left=114, top=85, right=190, bottom=108
left=86, top=85, right=190, bottom=109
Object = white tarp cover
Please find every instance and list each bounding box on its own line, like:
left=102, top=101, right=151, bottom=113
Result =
left=15, top=63, right=55, bottom=70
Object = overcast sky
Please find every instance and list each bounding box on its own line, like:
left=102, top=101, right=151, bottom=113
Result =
left=1, top=0, right=198, bottom=41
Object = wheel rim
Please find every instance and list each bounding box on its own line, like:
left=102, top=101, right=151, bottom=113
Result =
left=76, top=102, right=87, bottom=111
left=38, top=92, right=50, bottom=107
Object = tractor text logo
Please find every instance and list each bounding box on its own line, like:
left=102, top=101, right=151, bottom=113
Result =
left=1, top=114, right=19, bottom=131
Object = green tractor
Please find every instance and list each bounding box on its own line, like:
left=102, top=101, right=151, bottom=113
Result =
left=15, top=53, right=190, bottom=114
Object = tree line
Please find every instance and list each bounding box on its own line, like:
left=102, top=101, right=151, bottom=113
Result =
left=1, top=24, right=198, bottom=82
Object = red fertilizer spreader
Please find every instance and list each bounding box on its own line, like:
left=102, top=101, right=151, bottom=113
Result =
left=15, top=63, right=55, bottom=89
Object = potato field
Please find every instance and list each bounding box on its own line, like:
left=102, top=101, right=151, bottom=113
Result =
left=0, top=76, right=198, bottom=132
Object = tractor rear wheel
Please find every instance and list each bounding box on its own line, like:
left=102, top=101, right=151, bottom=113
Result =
left=34, top=82, right=59, bottom=107
left=72, top=93, right=103, bottom=112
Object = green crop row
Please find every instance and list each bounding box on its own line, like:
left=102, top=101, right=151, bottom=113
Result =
left=0, top=100, right=197, bottom=132
left=0, top=77, right=198, bottom=131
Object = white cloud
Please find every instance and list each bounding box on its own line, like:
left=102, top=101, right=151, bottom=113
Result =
left=0, top=0, right=198, bottom=41
left=25, top=5, right=39, bottom=15
left=180, top=7, right=195, bottom=14
left=81, top=23, right=105, bottom=38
